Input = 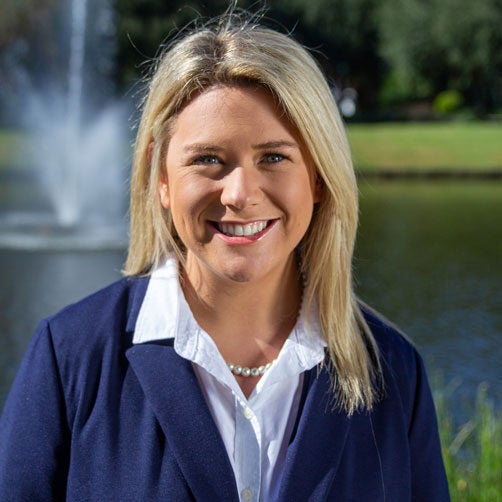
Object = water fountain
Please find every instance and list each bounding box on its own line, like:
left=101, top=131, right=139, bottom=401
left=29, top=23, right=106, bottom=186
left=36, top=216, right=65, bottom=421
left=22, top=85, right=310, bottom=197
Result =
left=0, top=0, right=129, bottom=250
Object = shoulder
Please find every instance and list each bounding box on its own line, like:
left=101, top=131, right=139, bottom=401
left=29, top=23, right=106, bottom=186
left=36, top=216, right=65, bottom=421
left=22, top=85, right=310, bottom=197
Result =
left=30, top=276, right=150, bottom=423
left=360, top=304, right=430, bottom=415
left=361, top=303, right=421, bottom=371
left=46, top=275, right=149, bottom=343
left=362, top=305, right=428, bottom=407
left=37, top=276, right=149, bottom=382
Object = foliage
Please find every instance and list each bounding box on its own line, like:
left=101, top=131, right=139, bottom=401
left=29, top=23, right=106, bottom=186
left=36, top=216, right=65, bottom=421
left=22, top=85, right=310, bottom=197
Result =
left=433, top=90, right=464, bottom=115
left=115, top=0, right=502, bottom=113
left=116, top=0, right=384, bottom=108
left=268, top=0, right=384, bottom=107
left=0, top=0, right=62, bottom=112
left=434, top=384, right=502, bottom=501
left=116, top=0, right=254, bottom=88
left=0, top=0, right=56, bottom=48
left=1, top=0, right=502, bottom=115
left=377, top=0, right=502, bottom=113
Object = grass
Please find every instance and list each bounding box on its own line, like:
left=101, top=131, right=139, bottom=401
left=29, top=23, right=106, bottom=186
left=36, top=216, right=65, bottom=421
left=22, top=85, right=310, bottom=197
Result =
left=0, top=129, right=29, bottom=170
left=346, top=122, right=502, bottom=172
left=434, top=383, right=502, bottom=501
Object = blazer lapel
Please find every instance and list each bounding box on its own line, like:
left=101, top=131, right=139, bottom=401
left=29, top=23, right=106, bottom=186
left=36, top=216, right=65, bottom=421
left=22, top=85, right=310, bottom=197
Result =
left=277, top=366, right=352, bottom=501
left=126, top=343, right=239, bottom=501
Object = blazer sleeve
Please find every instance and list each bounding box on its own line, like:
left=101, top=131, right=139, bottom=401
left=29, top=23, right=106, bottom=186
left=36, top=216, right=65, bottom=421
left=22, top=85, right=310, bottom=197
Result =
left=408, top=349, right=450, bottom=501
left=0, top=320, right=70, bottom=501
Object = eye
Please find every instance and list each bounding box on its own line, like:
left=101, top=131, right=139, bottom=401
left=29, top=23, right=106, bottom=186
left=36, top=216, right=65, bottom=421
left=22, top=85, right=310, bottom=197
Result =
left=193, top=155, right=221, bottom=165
left=263, top=153, right=286, bottom=164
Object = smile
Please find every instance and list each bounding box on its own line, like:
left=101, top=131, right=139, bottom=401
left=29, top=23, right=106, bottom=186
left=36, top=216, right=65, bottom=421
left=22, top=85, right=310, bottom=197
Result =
left=215, top=220, right=270, bottom=237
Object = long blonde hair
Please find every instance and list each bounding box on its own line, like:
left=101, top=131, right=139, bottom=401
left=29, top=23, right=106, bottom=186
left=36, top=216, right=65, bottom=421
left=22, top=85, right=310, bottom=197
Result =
left=125, top=13, right=382, bottom=414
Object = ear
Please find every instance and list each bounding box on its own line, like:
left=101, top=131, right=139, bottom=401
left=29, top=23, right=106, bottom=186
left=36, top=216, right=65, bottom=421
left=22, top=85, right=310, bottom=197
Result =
left=153, top=141, right=170, bottom=209
left=158, top=175, right=170, bottom=209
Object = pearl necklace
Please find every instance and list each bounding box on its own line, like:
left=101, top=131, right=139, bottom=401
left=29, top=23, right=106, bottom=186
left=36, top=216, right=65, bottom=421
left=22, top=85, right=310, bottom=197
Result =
left=227, top=360, right=276, bottom=377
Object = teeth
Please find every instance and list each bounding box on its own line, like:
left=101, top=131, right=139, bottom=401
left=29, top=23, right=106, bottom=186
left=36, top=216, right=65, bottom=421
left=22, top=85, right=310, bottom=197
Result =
left=217, top=221, right=268, bottom=237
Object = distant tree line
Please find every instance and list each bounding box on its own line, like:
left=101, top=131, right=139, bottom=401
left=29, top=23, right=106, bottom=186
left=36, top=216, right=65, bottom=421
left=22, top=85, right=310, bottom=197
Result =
left=116, top=0, right=502, bottom=116
left=1, top=0, right=501, bottom=118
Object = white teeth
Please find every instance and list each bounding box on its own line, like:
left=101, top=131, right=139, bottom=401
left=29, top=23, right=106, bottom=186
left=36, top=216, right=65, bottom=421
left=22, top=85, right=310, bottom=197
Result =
left=217, top=221, right=268, bottom=237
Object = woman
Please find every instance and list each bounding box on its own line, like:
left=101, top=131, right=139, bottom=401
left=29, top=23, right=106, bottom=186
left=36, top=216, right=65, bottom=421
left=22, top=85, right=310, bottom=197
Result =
left=0, top=13, right=449, bottom=501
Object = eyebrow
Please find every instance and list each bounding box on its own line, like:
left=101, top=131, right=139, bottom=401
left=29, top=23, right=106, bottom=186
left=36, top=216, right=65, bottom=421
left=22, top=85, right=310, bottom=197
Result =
left=183, top=141, right=299, bottom=153
left=253, top=141, right=299, bottom=150
left=183, top=144, right=225, bottom=154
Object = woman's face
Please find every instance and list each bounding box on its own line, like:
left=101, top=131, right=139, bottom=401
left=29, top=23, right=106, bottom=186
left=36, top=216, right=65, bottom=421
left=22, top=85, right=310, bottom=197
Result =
left=159, top=85, right=321, bottom=286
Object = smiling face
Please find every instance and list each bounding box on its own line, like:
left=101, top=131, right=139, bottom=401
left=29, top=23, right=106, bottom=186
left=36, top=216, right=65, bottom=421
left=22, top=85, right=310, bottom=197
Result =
left=159, top=85, right=320, bottom=288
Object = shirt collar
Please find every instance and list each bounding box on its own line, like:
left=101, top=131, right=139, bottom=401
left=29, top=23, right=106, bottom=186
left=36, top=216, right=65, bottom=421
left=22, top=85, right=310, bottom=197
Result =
left=133, top=256, right=326, bottom=392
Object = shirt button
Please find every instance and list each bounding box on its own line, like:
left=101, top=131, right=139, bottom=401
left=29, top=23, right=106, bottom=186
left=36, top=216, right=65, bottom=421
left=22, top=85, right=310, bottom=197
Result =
left=243, top=407, right=253, bottom=420
left=241, top=487, right=253, bottom=500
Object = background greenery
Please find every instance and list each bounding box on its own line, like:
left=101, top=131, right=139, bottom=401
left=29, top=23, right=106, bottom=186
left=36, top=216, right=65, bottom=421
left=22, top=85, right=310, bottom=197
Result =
left=1, top=0, right=502, bottom=123
left=435, top=384, right=502, bottom=501
left=347, top=122, right=502, bottom=172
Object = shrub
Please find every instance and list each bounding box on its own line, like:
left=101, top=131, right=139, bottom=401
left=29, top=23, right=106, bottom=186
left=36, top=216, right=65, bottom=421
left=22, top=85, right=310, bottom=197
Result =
left=433, top=90, right=464, bottom=115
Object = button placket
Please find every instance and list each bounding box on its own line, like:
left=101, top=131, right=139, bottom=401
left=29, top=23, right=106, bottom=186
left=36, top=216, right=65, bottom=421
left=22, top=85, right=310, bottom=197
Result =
left=241, top=487, right=254, bottom=500
left=235, top=398, right=261, bottom=502
left=243, top=406, right=253, bottom=420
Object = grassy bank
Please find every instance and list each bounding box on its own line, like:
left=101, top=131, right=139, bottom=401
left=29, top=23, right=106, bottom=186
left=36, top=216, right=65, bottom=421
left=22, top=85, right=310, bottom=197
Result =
left=435, top=384, right=502, bottom=501
left=347, top=122, right=502, bottom=173
left=0, top=130, right=29, bottom=170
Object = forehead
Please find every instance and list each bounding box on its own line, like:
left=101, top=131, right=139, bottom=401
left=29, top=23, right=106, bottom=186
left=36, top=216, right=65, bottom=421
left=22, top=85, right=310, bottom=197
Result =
left=169, top=84, right=300, bottom=143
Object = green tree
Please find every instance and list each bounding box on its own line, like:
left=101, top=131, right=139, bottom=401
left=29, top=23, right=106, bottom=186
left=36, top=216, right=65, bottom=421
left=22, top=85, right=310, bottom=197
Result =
left=116, top=0, right=251, bottom=88
left=269, top=0, right=384, bottom=108
left=116, top=0, right=384, bottom=109
left=377, top=0, right=502, bottom=113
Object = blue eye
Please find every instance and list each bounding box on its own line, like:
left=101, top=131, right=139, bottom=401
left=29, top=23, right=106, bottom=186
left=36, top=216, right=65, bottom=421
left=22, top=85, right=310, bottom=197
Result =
left=264, top=153, right=285, bottom=163
left=194, top=155, right=220, bottom=165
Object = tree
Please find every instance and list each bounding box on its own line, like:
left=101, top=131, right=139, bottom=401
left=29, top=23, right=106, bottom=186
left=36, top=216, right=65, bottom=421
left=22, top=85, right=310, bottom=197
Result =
left=116, top=0, right=244, bottom=89
left=115, top=0, right=385, bottom=109
left=269, top=0, right=384, bottom=108
left=377, top=0, right=502, bottom=113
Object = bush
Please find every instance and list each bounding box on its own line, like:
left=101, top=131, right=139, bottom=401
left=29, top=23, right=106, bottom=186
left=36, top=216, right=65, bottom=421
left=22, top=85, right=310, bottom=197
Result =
left=433, top=90, right=464, bottom=115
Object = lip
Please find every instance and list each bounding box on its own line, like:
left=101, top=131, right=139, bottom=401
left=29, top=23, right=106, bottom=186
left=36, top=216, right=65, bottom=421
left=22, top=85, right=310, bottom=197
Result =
left=208, top=219, right=278, bottom=244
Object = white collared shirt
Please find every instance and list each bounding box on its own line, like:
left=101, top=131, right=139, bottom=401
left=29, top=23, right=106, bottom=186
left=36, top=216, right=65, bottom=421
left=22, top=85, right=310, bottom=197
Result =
left=133, top=257, right=326, bottom=501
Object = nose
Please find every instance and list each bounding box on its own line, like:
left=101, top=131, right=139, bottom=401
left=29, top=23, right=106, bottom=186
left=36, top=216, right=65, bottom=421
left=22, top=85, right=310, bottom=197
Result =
left=220, top=166, right=263, bottom=210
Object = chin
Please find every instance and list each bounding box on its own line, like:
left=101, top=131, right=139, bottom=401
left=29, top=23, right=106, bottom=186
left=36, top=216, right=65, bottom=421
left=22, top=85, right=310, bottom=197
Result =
left=218, top=266, right=255, bottom=284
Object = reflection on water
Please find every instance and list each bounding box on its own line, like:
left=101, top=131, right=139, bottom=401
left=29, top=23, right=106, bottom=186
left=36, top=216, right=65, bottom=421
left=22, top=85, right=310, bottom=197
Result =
left=355, top=180, right=501, bottom=410
left=0, top=181, right=500, bottom=413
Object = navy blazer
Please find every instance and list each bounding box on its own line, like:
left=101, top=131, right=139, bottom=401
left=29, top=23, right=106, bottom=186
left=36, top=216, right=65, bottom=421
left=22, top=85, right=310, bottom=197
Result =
left=0, top=276, right=449, bottom=501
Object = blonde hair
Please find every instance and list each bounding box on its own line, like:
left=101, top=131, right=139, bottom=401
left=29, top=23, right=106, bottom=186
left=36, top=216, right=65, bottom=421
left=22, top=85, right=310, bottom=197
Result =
left=125, top=13, right=383, bottom=414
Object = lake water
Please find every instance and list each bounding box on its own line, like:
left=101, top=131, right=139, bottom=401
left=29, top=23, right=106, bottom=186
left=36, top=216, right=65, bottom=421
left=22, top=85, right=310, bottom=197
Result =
left=355, top=179, right=501, bottom=410
left=0, top=180, right=500, bottom=413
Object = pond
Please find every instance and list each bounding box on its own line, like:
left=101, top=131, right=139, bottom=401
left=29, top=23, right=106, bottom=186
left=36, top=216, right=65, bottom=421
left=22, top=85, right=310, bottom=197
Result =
left=355, top=179, right=501, bottom=410
left=0, top=180, right=500, bottom=414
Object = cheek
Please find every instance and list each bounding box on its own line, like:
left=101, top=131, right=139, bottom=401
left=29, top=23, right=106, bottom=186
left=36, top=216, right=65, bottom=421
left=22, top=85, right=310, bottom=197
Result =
left=285, top=176, right=316, bottom=215
left=168, top=176, right=217, bottom=225
left=293, top=185, right=316, bottom=233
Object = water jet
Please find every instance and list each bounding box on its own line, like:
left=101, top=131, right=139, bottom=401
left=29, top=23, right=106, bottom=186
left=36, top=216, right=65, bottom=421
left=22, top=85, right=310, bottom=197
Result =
left=0, top=0, right=128, bottom=251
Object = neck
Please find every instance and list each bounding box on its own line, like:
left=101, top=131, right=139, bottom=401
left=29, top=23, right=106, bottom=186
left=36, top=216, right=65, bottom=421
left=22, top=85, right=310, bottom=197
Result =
left=181, top=256, right=302, bottom=367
